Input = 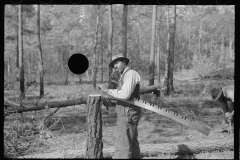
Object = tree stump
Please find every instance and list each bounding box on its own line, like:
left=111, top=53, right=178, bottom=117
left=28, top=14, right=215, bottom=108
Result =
left=85, top=95, right=103, bottom=159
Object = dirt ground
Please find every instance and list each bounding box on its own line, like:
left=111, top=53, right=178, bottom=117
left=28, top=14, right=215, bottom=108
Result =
left=4, top=79, right=234, bottom=159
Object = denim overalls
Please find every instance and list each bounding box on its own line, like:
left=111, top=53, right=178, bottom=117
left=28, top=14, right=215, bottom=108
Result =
left=113, top=69, right=142, bottom=159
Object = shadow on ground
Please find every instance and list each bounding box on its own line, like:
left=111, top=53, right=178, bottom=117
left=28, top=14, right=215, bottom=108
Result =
left=175, top=144, right=196, bottom=159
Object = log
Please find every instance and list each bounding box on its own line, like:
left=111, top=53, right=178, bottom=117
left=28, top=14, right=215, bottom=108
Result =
left=85, top=95, right=103, bottom=159
left=5, top=97, right=87, bottom=114
left=4, top=85, right=160, bottom=114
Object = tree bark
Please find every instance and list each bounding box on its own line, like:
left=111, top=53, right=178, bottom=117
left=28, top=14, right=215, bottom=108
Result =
left=199, top=19, right=202, bottom=55
left=149, top=5, right=157, bottom=86
left=65, top=34, right=70, bottom=85
left=122, top=5, right=128, bottom=57
left=37, top=5, right=44, bottom=96
left=188, top=20, right=191, bottom=58
left=164, top=6, right=170, bottom=88
left=16, top=23, right=19, bottom=69
left=28, top=51, right=31, bottom=82
left=157, top=6, right=162, bottom=86
left=100, top=28, right=104, bottom=83
left=92, top=5, right=100, bottom=89
left=8, top=56, right=11, bottom=78
left=5, top=85, right=160, bottom=113
left=221, top=33, right=224, bottom=61
left=85, top=95, right=103, bottom=158
left=18, top=5, right=24, bottom=98
left=108, top=5, right=113, bottom=87
left=166, top=5, right=176, bottom=95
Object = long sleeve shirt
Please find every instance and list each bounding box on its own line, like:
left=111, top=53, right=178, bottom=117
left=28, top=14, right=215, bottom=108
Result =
left=108, top=67, right=140, bottom=100
left=222, top=85, right=234, bottom=102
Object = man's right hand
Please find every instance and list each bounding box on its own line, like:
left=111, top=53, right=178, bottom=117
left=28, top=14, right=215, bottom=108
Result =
left=225, top=111, right=234, bottom=119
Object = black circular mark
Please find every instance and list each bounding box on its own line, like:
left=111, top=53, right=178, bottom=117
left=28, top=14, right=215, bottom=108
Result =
left=68, top=53, right=89, bottom=75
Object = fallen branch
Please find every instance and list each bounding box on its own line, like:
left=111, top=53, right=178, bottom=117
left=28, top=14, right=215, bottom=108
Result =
left=4, top=85, right=160, bottom=114
left=5, top=98, right=87, bottom=114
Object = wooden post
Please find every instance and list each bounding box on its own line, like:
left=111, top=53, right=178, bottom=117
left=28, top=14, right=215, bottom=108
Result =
left=85, top=95, right=103, bottom=159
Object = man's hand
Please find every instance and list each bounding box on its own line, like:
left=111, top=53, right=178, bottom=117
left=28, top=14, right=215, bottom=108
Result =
left=98, top=84, right=109, bottom=93
left=225, top=111, right=234, bottom=134
left=225, top=111, right=234, bottom=120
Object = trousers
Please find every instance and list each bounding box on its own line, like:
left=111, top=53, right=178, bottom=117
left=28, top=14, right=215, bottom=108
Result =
left=113, top=103, right=141, bottom=159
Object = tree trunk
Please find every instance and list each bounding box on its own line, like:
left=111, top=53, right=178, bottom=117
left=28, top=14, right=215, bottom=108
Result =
left=16, top=26, right=19, bottom=69
left=199, top=19, right=202, bottom=55
left=149, top=5, right=157, bottom=86
left=210, top=35, right=213, bottom=57
left=5, top=85, right=160, bottom=113
left=49, top=57, right=51, bottom=78
left=164, top=6, right=170, bottom=88
left=92, top=5, right=100, bottom=89
left=221, top=33, right=224, bottom=61
left=188, top=21, right=191, bottom=57
left=166, top=5, right=176, bottom=96
left=122, top=5, right=128, bottom=57
left=8, top=56, right=11, bottom=78
left=37, top=5, right=44, bottom=96
left=108, top=5, right=113, bottom=87
left=157, top=6, right=162, bottom=86
left=18, top=5, right=24, bottom=98
left=100, top=29, right=104, bottom=83
left=85, top=95, right=103, bottom=158
left=65, top=34, right=70, bottom=85
left=28, top=51, right=31, bottom=82
left=138, top=23, right=143, bottom=62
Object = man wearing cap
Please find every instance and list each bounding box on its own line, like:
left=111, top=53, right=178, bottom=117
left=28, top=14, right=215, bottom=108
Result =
left=98, top=53, right=141, bottom=159
left=211, top=85, right=234, bottom=133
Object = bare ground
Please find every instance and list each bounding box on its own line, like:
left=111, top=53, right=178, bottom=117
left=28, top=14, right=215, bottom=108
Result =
left=4, top=79, right=234, bottom=159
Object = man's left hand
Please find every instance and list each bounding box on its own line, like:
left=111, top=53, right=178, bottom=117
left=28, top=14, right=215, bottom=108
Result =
left=98, top=84, right=109, bottom=92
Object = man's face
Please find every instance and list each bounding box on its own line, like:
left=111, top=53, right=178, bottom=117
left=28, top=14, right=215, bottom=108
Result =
left=114, top=60, right=126, bottom=73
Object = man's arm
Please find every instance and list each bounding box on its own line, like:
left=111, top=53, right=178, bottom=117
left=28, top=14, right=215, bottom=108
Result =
left=108, top=71, right=140, bottom=100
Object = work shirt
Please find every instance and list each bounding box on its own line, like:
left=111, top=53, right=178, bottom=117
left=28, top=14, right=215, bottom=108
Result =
left=222, top=85, right=234, bottom=102
left=108, top=67, right=141, bottom=100
left=220, top=85, right=234, bottom=114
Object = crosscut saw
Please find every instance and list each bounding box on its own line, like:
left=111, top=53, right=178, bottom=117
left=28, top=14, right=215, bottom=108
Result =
left=100, top=93, right=211, bottom=136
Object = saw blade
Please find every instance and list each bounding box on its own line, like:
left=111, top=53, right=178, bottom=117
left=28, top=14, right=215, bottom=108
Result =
left=133, top=98, right=211, bottom=136
left=102, top=92, right=211, bottom=136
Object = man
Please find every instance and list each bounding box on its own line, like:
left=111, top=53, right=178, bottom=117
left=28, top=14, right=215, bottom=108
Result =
left=98, top=53, right=141, bottom=159
left=211, top=85, right=234, bottom=133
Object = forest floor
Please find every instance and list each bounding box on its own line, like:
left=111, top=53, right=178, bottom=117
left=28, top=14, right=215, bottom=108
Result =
left=4, top=75, right=235, bottom=159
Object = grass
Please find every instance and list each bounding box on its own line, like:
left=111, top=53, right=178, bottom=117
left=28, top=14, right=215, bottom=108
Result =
left=4, top=78, right=234, bottom=159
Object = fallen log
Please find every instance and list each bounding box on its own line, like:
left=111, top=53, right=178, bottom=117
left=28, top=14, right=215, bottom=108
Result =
left=5, top=97, right=87, bottom=114
left=5, top=85, right=160, bottom=114
left=139, top=84, right=160, bottom=94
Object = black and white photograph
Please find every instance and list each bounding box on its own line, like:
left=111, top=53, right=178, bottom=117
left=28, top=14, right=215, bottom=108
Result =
left=4, top=5, right=234, bottom=159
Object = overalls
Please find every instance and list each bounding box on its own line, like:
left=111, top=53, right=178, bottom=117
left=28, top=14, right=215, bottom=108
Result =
left=113, top=70, right=142, bottom=159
